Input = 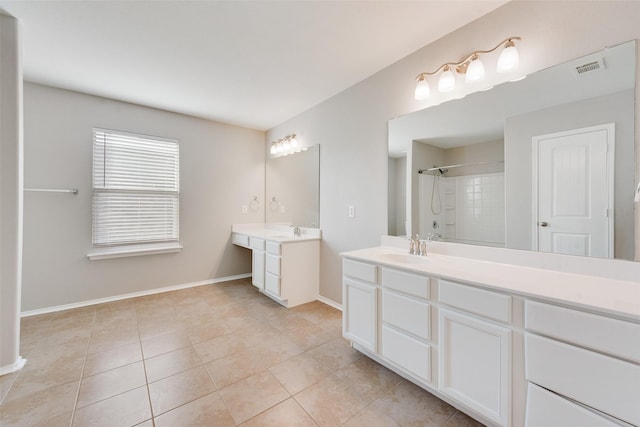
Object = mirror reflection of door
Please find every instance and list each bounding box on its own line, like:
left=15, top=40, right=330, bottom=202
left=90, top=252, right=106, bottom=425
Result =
left=532, top=124, right=615, bottom=258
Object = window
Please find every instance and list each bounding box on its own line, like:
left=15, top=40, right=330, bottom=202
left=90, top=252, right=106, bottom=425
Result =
left=91, top=128, right=180, bottom=256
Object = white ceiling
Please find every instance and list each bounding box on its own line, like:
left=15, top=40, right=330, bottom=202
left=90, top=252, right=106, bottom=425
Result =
left=0, top=1, right=508, bottom=131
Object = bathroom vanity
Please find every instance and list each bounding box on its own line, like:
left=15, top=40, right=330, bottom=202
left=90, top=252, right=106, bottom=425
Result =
left=232, top=223, right=321, bottom=307
left=342, top=237, right=640, bottom=427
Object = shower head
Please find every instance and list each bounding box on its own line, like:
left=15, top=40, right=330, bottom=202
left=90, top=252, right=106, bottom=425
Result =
left=438, top=168, right=448, bottom=176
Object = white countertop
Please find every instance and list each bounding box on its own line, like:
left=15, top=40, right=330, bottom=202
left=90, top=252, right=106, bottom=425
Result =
left=232, top=223, right=321, bottom=243
left=342, top=245, right=640, bottom=322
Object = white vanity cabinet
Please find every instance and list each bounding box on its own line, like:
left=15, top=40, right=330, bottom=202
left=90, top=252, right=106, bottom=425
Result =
left=231, top=228, right=320, bottom=308
left=250, top=237, right=265, bottom=290
left=264, top=239, right=319, bottom=307
left=343, top=259, right=378, bottom=352
left=381, top=267, right=432, bottom=383
left=524, top=300, right=640, bottom=427
left=438, top=279, right=513, bottom=427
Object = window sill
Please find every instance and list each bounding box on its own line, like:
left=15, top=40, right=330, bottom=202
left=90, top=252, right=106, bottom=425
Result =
left=88, top=242, right=183, bottom=260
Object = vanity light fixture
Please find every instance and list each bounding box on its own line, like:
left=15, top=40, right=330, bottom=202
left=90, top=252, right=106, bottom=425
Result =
left=414, top=36, right=521, bottom=100
left=270, top=133, right=301, bottom=157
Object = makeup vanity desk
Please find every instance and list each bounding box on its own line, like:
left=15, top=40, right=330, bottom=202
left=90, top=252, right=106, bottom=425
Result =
left=232, top=223, right=321, bottom=308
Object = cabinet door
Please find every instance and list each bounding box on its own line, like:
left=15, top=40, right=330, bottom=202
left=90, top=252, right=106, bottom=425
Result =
left=439, top=308, right=511, bottom=427
left=251, top=250, right=265, bottom=290
left=343, top=278, right=377, bottom=353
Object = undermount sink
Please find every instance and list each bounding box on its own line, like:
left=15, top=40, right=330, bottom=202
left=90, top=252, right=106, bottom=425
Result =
left=380, top=252, right=429, bottom=265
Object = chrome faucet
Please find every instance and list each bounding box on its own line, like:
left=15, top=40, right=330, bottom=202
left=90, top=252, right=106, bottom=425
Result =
left=409, top=234, right=420, bottom=254
left=290, top=224, right=301, bottom=237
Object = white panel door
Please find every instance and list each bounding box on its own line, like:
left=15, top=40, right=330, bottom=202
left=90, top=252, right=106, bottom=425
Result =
left=533, top=124, right=614, bottom=258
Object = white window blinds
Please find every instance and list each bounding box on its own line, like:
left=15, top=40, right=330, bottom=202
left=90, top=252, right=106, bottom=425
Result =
left=92, top=128, right=179, bottom=247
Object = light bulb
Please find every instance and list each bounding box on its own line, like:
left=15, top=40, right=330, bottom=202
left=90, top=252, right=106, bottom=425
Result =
left=497, top=41, right=519, bottom=73
left=289, top=135, right=298, bottom=148
left=438, top=67, right=455, bottom=93
left=465, top=56, right=485, bottom=83
left=414, top=76, right=430, bottom=100
left=270, top=143, right=277, bottom=155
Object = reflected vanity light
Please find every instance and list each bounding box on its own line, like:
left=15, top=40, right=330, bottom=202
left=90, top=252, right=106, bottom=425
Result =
left=270, top=133, right=300, bottom=157
left=414, top=37, right=521, bottom=100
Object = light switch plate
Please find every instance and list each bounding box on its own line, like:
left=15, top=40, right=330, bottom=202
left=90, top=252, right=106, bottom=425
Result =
left=241, top=205, right=248, bottom=213
left=348, top=205, right=356, bottom=218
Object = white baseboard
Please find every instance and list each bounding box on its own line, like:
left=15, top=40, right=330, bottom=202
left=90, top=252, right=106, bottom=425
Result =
left=0, top=356, right=26, bottom=376
left=317, top=295, right=342, bottom=311
left=20, top=273, right=252, bottom=317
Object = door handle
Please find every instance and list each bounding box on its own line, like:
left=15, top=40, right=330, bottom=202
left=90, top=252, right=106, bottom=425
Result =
left=539, top=221, right=548, bottom=227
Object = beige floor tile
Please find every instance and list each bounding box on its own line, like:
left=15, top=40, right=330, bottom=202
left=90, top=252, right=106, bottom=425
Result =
left=72, top=385, right=151, bottom=427
left=269, top=353, right=333, bottom=395
left=45, top=411, right=75, bottom=427
left=38, top=324, right=93, bottom=348
left=83, top=342, right=142, bottom=377
left=241, top=397, right=318, bottom=427
left=0, top=381, right=78, bottom=427
left=88, top=327, right=140, bottom=354
left=5, top=351, right=85, bottom=401
left=141, top=330, right=191, bottom=359
left=134, top=420, right=154, bottom=427
left=335, top=357, right=403, bottom=400
left=368, top=380, right=457, bottom=427
left=154, top=392, right=235, bottom=427
left=184, top=317, right=232, bottom=344
left=194, top=332, right=249, bottom=363
left=77, top=361, right=147, bottom=408
left=219, top=371, right=290, bottom=424
left=444, top=411, right=486, bottom=427
left=0, top=371, right=18, bottom=403
left=307, top=337, right=363, bottom=372
left=145, top=345, right=202, bottom=383
left=342, top=405, right=401, bottom=427
left=148, top=365, right=216, bottom=416
left=205, top=349, right=269, bottom=389
left=285, top=323, right=339, bottom=351
left=295, top=374, right=372, bottom=427
left=249, top=335, right=304, bottom=366
left=137, top=315, right=182, bottom=339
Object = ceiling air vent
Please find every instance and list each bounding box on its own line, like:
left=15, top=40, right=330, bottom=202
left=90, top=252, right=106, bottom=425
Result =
left=573, top=58, right=605, bottom=76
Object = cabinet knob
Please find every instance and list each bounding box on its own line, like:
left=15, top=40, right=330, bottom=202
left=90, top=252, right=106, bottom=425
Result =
left=539, top=221, right=548, bottom=227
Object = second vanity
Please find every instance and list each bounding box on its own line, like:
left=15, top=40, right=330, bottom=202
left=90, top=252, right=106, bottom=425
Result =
left=342, top=237, right=640, bottom=427
left=232, top=223, right=321, bottom=307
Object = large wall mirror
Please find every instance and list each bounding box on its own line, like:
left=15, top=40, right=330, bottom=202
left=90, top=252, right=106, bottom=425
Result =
left=388, top=40, right=636, bottom=261
left=266, top=144, right=320, bottom=228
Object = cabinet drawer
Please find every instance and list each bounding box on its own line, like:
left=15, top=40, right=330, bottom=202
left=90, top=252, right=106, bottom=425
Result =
left=265, top=272, right=281, bottom=296
left=525, top=333, right=640, bottom=426
left=249, top=237, right=265, bottom=251
left=343, top=259, right=377, bottom=284
left=232, top=233, right=249, bottom=247
left=381, top=268, right=430, bottom=299
left=266, top=241, right=281, bottom=255
left=382, top=290, right=430, bottom=340
left=525, top=383, right=623, bottom=427
left=382, top=325, right=431, bottom=382
left=265, top=253, right=281, bottom=275
left=439, top=280, right=511, bottom=324
left=525, top=300, right=640, bottom=363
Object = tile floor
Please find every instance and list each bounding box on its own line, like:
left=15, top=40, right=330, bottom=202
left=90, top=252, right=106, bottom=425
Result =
left=0, top=279, right=484, bottom=427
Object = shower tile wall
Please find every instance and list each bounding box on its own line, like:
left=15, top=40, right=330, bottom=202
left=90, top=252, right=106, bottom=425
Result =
left=444, top=173, right=505, bottom=245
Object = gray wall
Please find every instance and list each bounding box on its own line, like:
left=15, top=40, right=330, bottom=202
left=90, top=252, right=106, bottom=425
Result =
left=0, top=12, right=23, bottom=373
left=505, top=89, right=635, bottom=260
left=444, top=139, right=504, bottom=177
left=21, top=83, right=265, bottom=311
left=267, top=1, right=640, bottom=304
left=387, top=156, right=406, bottom=236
